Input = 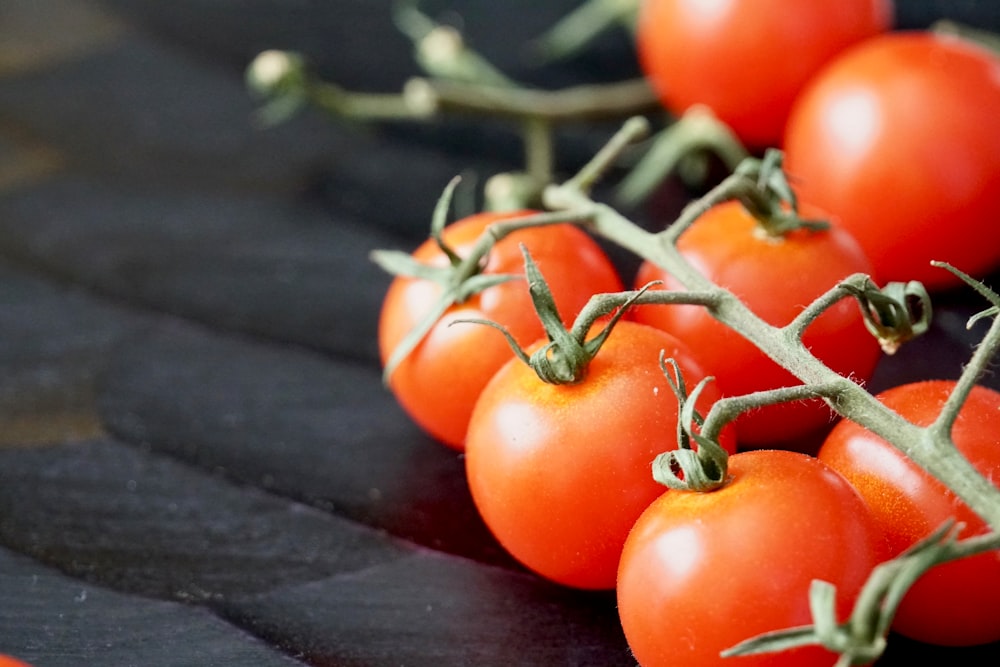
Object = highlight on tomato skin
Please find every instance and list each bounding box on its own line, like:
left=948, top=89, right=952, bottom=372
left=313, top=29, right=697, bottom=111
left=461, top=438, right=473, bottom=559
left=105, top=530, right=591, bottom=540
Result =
left=818, top=380, right=1000, bottom=647
left=630, top=200, right=882, bottom=449
left=377, top=210, right=623, bottom=450
left=783, top=30, right=1000, bottom=290
left=464, top=320, right=735, bottom=591
left=635, top=0, right=894, bottom=149
left=616, top=449, right=884, bottom=667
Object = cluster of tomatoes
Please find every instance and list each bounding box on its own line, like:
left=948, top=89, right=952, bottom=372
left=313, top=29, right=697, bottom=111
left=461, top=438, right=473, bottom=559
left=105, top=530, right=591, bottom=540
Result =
left=378, top=1, right=1000, bottom=665
left=638, top=0, right=1000, bottom=292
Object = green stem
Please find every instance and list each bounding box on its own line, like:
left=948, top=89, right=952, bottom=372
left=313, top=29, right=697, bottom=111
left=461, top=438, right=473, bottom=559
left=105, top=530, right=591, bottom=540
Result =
left=525, top=0, right=640, bottom=64
left=564, top=116, right=651, bottom=195
left=394, top=0, right=519, bottom=87
left=930, top=283, right=1000, bottom=440
left=659, top=170, right=763, bottom=246
left=308, top=80, right=428, bottom=120
left=783, top=276, right=867, bottom=341
left=578, top=283, right=720, bottom=324
left=522, top=116, right=555, bottom=187
left=725, top=522, right=1000, bottom=663
left=543, top=141, right=1000, bottom=532
left=700, top=383, right=848, bottom=446
left=298, top=73, right=658, bottom=127
left=616, top=105, right=750, bottom=206
left=402, top=76, right=659, bottom=122
left=932, top=19, right=1000, bottom=55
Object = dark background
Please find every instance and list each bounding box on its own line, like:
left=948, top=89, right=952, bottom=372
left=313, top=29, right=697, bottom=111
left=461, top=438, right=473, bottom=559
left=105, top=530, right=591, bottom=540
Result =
left=0, top=1, right=998, bottom=665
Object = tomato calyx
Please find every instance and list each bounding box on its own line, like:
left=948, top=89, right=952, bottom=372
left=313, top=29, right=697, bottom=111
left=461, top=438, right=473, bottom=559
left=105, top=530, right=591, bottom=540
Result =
left=650, top=356, right=855, bottom=492
left=374, top=176, right=610, bottom=383
left=650, top=355, right=729, bottom=492
left=839, top=276, right=933, bottom=355
left=372, top=178, right=516, bottom=298
left=725, top=520, right=1000, bottom=666
left=372, top=177, right=526, bottom=382
left=733, top=149, right=830, bottom=239
left=456, top=245, right=655, bottom=384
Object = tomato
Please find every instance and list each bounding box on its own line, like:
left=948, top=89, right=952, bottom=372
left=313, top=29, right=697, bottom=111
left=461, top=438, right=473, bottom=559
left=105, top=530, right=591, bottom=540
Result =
left=464, top=320, right=734, bottom=589
left=636, top=0, right=892, bottom=149
left=631, top=200, right=882, bottom=448
left=0, top=657, right=33, bottom=667
left=617, top=449, right=883, bottom=667
left=378, top=211, right=622, bottom=449
left=784, top=31, right=1000, bottom=290
left=818, top=380, right=1000, bottom=646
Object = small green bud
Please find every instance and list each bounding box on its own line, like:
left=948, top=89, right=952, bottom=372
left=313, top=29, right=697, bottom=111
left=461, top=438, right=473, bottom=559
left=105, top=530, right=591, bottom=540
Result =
left=245, top=50, right=307, bottom=98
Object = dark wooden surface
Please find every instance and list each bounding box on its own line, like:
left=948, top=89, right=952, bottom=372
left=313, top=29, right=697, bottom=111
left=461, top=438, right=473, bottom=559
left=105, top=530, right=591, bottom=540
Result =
left=0, top=1, right=998, bottom=665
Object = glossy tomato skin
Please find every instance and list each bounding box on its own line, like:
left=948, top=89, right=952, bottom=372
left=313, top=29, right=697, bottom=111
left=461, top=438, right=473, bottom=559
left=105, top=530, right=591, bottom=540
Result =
left=636, top=0, right=893, bottom=148
left=631, top=200, right=882, bottom=448
left=818, top=380, right=1000, bottom=646
left=378, top=211, right=622, bottom=450
left=464, top=320, right=734, bottom=590
left=784, top=32, right=1000, bottom=290
left=617, top=449, right=883, bottom=667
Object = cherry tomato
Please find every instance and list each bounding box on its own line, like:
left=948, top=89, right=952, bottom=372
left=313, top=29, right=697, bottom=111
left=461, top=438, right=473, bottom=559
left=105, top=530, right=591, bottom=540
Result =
left=464, top=320, right=734, bottom=590
left=378, top=211, right=622, bottom=449
left=0, top=657, right=34, bottom=667
left=636, top=0, right=892, bottom=148
left=784, top=31, right=1000, bottom=290
left=617, top=449, right=883, bottom=667
left=631, top=200, right=882, bottom=448
left=818, top=380, right=1000, bottom=646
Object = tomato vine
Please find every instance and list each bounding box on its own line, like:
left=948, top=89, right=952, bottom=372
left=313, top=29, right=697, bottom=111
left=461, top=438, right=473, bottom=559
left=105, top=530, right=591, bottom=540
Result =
left=246, top=2, right=1000, bottom=662
left=543, top=118, right=1000, bottom=532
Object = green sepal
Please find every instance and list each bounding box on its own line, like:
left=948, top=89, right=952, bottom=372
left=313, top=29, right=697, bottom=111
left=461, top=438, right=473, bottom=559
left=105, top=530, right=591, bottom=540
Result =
left=380, top=289, right=457, bottom=385
left=651, top=356, right=728, bottom=492
left=430, top=176, right=464, bottom=266
left=735, top=149, right=830, bottom=237
left=375, top=175, right=520, bottom=384
left=841, top=277, right=932, bottom=354
left=369, top=249, right=454, bottom=283
left=454, top=246, right=664, bottom=386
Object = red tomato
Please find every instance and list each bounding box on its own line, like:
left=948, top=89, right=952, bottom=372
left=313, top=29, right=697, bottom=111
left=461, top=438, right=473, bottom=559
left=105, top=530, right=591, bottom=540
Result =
left=378, top=211, right=622, bottom=449
left=0, top=657, right=34, bottom=667
left=784, top=31, right=1000, bottom=290
left=464, top=320, right=734, bottom=590
left=636, top=0, right=892, bottom=148
left=617, top=449, right=883, bottom=667
left=818, top=380, right=1000, bottom=646
left=631, top=200, right=882, bottom=448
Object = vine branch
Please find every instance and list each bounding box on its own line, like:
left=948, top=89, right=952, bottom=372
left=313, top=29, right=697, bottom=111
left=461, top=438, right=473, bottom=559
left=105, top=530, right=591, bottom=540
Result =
left=542, top=120, right=1000, bottom=533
